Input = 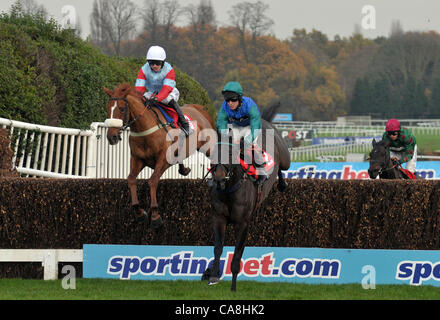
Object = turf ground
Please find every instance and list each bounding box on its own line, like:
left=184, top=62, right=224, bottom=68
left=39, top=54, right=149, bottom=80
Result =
left=1, top=278, right=440, bottom=300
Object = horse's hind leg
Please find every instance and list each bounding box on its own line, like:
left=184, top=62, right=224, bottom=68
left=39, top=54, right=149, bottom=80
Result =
left=231, top=221, right=249, bottom=292
left=178, top=163, right=191, bottom=176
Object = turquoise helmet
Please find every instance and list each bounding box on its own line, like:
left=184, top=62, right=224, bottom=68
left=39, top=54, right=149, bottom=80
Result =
left=222, top=81, right=243, bottom=97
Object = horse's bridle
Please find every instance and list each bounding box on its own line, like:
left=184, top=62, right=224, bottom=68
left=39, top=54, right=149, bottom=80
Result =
left=209, top=163, right=245, bottom=193
left=108, top=97, right=140, bottom=132
left=369, top=150, right=398, bottom=175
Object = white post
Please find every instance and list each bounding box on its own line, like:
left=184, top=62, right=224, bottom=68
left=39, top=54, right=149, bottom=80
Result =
left=42, top=249, right=57, bottom=280
left=86, top=123, right=100, bottom=178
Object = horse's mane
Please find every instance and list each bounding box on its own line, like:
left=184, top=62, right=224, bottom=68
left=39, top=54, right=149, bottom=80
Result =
left=115, top=83, right=143, bottom=100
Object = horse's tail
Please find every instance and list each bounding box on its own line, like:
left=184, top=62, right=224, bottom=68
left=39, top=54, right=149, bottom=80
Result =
left=261, top=101, right=281, bottom=122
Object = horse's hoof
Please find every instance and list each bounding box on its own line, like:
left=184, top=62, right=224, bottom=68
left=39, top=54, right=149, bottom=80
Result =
left=201, top=268, right=211, bottom=281
left=277, top=179, right=288, bottom=192
left=150, top=216, right=163, bottom=229
left=208, top=277, right=220, bottom=286
left=179, top=167, right=191, bottom=176
left=135, top=208, right=148, bottom=221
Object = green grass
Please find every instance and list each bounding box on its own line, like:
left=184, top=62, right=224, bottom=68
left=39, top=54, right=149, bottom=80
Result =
left=1, top=279, right=440, bottom=300
left=415, top=132, right=440, bottom=154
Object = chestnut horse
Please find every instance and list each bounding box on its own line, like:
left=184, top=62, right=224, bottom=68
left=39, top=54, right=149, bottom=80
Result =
left=104, top=83, right=216, bottom=228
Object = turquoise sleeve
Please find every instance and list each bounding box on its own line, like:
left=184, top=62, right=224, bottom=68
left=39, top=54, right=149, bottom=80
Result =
left=216, top=107, right=229, bottom=133
left=248, top=105, right=262, bottom=142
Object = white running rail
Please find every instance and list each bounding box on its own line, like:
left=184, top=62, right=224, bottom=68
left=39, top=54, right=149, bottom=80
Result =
left=0, top=118, right=210, bottom=179
left=0, top=249, right=83, bottom=280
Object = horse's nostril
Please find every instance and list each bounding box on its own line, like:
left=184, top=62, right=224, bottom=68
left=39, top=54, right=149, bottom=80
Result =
left=107, top=135, right=119, bottom=145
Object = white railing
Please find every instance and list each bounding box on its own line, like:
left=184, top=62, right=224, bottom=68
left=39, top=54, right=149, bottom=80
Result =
left=290, top=141, right=372, bottom=162
left=0, top=249, right=83, bottom=280
left=0, top=118, right=210, bottom=179
left=274, top=123, right=440, bottom=138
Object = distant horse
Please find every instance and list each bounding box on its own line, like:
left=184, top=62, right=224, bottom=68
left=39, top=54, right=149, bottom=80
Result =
left=104, top=84, right=216, bottom=228
left=368, top=139, right=417, bottom=179
left=202, top=103, right=290, bottom=291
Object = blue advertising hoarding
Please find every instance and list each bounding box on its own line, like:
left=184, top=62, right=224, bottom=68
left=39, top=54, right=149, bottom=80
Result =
left=273, top=113, right=293, bottom=122
left=282, top=161, right=440, bottom=179
left=83, top=244, right=440, bottom=286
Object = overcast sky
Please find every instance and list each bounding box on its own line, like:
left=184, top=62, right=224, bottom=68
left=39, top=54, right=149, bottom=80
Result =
left=1, top=0, right=440, bottom=40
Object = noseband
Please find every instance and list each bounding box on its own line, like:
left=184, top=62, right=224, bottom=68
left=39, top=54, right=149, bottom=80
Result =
left=370, top=151, right=398, bottom=175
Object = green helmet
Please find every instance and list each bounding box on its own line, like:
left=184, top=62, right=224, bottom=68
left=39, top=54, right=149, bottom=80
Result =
left=222, top=81, right=243, bottom=96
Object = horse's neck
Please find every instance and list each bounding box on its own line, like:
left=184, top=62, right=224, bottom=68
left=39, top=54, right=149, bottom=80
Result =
left=127, top=96, right=157, bottom=132
left=228, top=165, right=244, bottom=185
left=381, top=159, right=397, bottom=179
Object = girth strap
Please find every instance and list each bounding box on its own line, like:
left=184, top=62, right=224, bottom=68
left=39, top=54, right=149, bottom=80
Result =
left=129, top=123, right=171, bottom=137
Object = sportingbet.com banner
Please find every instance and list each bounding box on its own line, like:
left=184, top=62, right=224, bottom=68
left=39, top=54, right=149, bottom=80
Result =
left=282, top=161, right=440, bottom=179
left=83, top=244, right=440, bottom=286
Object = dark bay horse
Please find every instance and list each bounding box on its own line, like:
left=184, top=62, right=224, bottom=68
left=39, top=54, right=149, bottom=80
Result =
left=202, top=103, right=290, bottom=291
left=368, top=139, right=416, bottom=179
left=104, top=83, right=216, bottom=228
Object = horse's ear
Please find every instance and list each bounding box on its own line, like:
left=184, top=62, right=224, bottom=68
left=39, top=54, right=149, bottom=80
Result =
left=103, top=87, right=112, bottom=97
left=372, top=138, right=376, bottom=146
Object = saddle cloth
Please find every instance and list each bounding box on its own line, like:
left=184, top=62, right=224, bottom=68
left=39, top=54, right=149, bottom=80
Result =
left=398, top=167, right=417, bottom=180
left=239, top=147, right=275, bottom=179
left=155, top=103, right=195, bottom=131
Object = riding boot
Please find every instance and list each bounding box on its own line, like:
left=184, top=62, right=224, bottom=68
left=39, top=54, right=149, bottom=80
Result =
left=253, top=147, right=267, bottom=185
left=169, top=99, right=192, bottom=136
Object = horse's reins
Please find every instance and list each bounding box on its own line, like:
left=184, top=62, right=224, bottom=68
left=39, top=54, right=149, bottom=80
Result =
left=108, top=97, right=144, bottom=132
left=109, top=96, right=174, bottom=139
left=369, top=158, right=399, bottom=175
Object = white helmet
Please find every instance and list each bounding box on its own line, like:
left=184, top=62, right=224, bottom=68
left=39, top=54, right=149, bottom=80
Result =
left=146, top=46, right=166, bottom=61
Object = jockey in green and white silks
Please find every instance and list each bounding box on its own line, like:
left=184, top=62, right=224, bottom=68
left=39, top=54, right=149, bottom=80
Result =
left=216, top=81, right=266, bottom=184
left=382, top=118, right=417, bottom=173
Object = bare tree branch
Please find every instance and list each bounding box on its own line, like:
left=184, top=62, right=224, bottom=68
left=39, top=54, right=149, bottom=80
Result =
left=90, top=0, right=138, bottom=56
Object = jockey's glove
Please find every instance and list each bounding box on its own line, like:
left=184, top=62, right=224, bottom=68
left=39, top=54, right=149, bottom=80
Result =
left=150, top=96, right=158, bottom=104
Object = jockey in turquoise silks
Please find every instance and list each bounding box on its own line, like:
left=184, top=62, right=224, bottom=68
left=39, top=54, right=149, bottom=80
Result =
left=216, top=81, right=267, bottom=184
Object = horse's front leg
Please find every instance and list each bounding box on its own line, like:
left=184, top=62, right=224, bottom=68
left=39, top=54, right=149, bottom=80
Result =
left=208, top=214, right=226, bottom=285
left=128, top=156, right=146, bottom=219
left=148, top=157, right=170, bottom=229
left=231, top=220, right=249, bottom=292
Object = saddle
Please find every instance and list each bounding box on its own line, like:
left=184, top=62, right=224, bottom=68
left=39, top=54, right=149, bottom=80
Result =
left=393, top=160, right=417, bottom=180
left=149, top=102, right=193, bottom=132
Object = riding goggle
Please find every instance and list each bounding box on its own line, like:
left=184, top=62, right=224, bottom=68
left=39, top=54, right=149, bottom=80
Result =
left=387, top=131, right=399, bottom=136
left=148, top=60, right=163, bottom=66
left=225, top=97, right=239, bottom=103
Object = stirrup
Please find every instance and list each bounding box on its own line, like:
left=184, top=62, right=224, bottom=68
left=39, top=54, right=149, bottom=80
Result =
left=180, top=123, right=193, bottom=136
